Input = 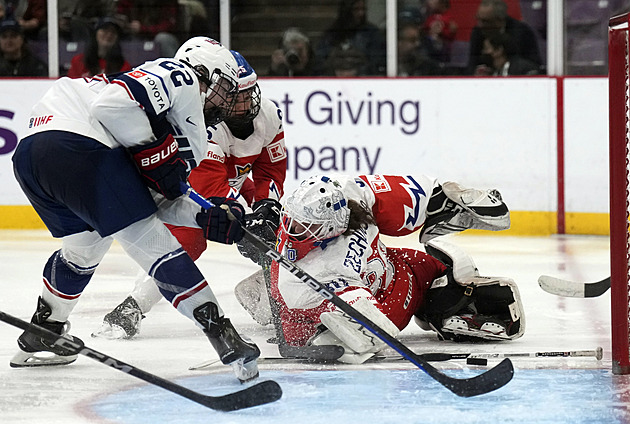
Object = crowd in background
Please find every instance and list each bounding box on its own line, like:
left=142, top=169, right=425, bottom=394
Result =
left=0, top=0, right=628, bottom=78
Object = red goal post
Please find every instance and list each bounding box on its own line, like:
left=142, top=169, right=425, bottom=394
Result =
left=609, top=13, right=630, bottom=375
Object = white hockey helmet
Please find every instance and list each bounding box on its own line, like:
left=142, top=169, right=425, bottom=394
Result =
left=281, top=176, right=350, bottom=243
left=174, top=37, right=239, bottom=125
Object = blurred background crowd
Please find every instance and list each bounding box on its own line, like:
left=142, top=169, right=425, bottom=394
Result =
left=0, top=0, right=628, bottom=78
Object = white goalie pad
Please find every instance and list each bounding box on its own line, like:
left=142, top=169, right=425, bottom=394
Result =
left=310, top=330, right=375, bottom=364
left=425, top=239, right=479, bottom=284
left=318, top=290, right=400, bottom=356
left=420, top=182, right=510, bottom=242
left=234, top=269, right=273, bottom=326
left=444, top=276, right=525, bottom=341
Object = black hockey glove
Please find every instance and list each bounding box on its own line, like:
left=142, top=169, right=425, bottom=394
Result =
left=237, top=198, right=281, bottom=264
left=129, top=133, right=187, bottom=200
left=196, top=197, right=245, bottom=244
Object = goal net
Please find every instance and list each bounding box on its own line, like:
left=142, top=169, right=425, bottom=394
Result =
left=609, top=13, right=630, bottom=375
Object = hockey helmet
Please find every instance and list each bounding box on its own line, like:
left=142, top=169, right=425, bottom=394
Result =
left=281, top=176, right=350, bottom=243
left=225, top=50, right=261, bottom=127
left=174, top=37, right=239, bottom=126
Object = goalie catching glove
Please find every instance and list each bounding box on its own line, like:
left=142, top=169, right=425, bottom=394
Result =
left=196, top=197, right=245, bottom=244
left=237, top=198, right=281, bottom=263
left=129, top=133, right=187, bottom=200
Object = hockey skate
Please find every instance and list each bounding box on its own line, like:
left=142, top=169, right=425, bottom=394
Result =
left=10, top=297, right=83, bottom=367
left=439, top=314, right=511, bottom=342
left=92, top=296, right=144, bottom=339
left=193, top=302, right=260, bottom=383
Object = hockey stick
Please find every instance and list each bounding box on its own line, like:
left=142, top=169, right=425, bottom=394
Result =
left=259, top=253, right=344, bottom=361
left=0, top=311, right=281, bottom=411
left=538, top=275, right=610, bottom=298
left=189, top=347, right=603, bottom=370
left=183, top=183, right=514, bottom=397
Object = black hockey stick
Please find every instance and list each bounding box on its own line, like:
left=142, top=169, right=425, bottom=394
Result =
left=538, top=275, right=610, bottom=298
left=259, top=253, right=345, bottom=362
left=0, top=311, right=281, bottom=411
left=183, top=184, right=514, bottom=397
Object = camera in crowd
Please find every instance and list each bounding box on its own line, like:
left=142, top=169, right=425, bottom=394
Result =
left=285, top=49, right=301, bottom=68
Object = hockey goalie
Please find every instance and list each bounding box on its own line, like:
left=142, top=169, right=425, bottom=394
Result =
left=235, top=174, right=525, bottom=363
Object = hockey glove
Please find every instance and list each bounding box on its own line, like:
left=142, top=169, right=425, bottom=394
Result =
left=196, top=197, right=245, bottom=244
left=237, top=198, right=281, bottom=263
left=129, top=133, right=187, bottom=200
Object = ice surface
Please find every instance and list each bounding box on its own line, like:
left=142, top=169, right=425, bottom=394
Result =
left=1, top=230, right=627, bottom=423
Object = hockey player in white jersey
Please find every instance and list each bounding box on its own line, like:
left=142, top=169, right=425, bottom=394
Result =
left=241, top=174, right=524, bottom=363
left=93, top=49, right=286, bottom=340
left=10, top=37, right=261, bottom=381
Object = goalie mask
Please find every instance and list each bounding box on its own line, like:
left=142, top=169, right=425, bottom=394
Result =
left=224, top=50, right=261, bottom=131
left=174, top=37, right=239, bottom=126
left=280, top=176, right=350, bottom=249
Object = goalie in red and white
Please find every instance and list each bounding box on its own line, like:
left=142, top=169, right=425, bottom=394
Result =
left=237, top=174, right=525, bottom=363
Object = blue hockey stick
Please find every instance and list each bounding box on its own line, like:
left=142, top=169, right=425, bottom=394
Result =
left=181, top=183, right=514, bottom=397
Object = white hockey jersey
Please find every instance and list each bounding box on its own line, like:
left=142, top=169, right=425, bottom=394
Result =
left=25, top=60, right=209, bottom=170
left=276, top=174, right=438, bottom=310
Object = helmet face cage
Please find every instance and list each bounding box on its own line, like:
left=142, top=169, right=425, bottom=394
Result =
left=202, top=67, right=238, bottom=126
left=225, top=50, right=261, bottom=127
left=280, top=176, right=350, bottom=244
left=174, top=37, right=239, bottom=126
left=225, top=84, right=261, bottom=127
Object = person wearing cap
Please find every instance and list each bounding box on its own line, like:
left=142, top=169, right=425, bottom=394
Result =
left=0, top=18, right=47, bottom=77
left=67, top=17, right=131, bottom=78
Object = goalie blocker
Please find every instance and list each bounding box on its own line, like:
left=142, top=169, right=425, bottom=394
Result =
left=415, top=240, right=525, bottom=342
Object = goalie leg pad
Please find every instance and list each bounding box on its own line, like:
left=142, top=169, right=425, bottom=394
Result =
left=417, top=276, right=524, bottom=342
left=319, top=289, right=400, bottom=354
left=420, top=183, right=510, bottom=242
left=310, top=329, right=375, bottom=364
left=234, top=269, right=273, bottom=326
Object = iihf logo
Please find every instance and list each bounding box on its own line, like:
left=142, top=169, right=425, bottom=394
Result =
left=29, top=115, right=53, bottom=128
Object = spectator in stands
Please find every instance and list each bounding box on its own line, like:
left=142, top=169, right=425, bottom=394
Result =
left=326, top=44, right=366, bottom=76
left=468, top=0, right=542, bottom=75
left=423, top=0, right=457, bottom=64
left=0, top=18, right=46, bottom=76
left=67, top=17, right=131, bottom=79
left=474, top=32, right=540, bottom=76
left=116, top=0, right=180, bottom=57
left=58, top=0, right=111, bottom=42
left=268, top=27, right=320, bottom=77
left=397, top=20, right=440, bottom=76
left=315, top=0, right=386, bottom=76
left=17, top=0, right=45, bottom=40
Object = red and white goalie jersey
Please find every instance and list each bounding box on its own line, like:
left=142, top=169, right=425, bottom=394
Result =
left=272, top=174, right=448, bottom=346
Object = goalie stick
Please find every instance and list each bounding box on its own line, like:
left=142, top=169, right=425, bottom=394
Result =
left=182, top=183, right=515, bottom=398
left=538, top=275, right=610, bottom=298
left=190, top=347, right=603, bottom=370
left=0, top=311, right=281, bottom=412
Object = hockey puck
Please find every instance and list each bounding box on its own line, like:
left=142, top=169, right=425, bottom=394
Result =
left=466, top=357, right=488, bottom=366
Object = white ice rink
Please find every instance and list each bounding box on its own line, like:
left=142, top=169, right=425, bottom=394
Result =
left=0, top=229, right=626, bottom=423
